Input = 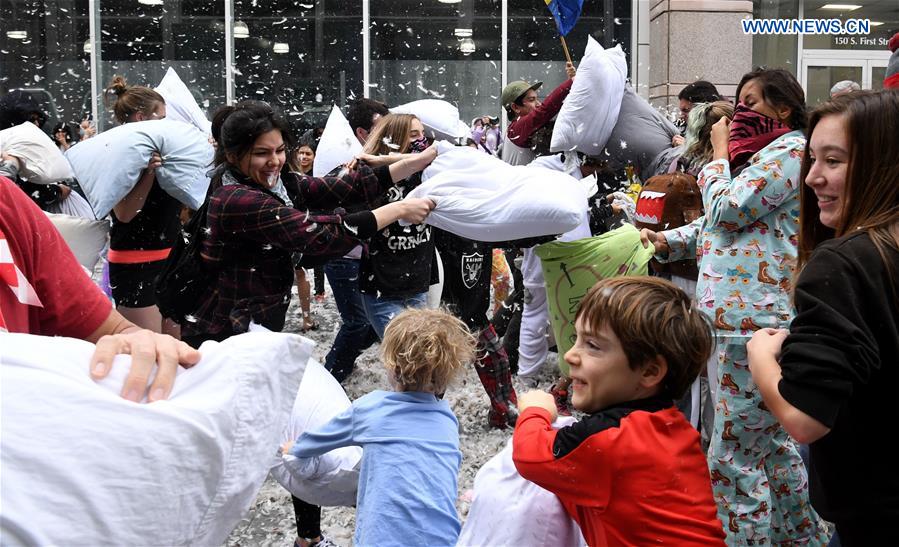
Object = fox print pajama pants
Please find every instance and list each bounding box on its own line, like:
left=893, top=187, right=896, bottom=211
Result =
left=706, top=340, right=827, bottom=545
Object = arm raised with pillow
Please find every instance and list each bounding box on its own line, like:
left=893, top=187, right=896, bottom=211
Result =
left=112, top=152, right=162, bottom=223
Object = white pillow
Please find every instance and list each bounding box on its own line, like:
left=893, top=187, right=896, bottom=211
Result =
left=0, top=330, right=312, bottom=546
left=0, top=121, right=74, bottom=183
left=313, top=106, right=362, bottom=177
left=271, top=359, right=362, bottom=507
left=156, top=67, right=213, bottom=136
left=391, top=99, right=470, bottom=141
left=406, top=141, right=588, bottom=242
left=45, top=212, right=110, bottom=270
left=52, top=190, right=97, bottom=219
left=550, top=38, right=627, bottom=157
left=458, top=417, right=586, bottom=547
left=65, top=119, right=214, bottom=218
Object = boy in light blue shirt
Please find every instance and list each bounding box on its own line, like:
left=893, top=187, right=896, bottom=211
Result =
left=284, top=308, right=476, bottom=547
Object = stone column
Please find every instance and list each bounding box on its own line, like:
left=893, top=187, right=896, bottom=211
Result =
left=649, top=0, right=754, bottom=110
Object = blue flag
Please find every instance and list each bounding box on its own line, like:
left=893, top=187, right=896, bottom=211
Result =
left=544, top=0, right=584, bottom=37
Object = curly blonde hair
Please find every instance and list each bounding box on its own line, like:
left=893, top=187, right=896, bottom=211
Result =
left=381, top=308, right=476, bottom=393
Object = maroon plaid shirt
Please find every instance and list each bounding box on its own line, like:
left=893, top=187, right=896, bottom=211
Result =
left=183, top=164, right=392, bottom=338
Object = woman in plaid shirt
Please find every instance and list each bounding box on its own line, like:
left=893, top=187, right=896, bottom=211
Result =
left=181, top=101, right=435, bottom=348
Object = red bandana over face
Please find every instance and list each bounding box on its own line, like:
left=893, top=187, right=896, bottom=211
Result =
left=727, top=103, right=791, bottom=170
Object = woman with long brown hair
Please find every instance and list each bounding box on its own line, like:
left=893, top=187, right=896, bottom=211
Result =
left=181, top=101, right=434, bottom=347
left=356, top=113, right=436, bottom=341
left=748, top=89, right=899, bottom=545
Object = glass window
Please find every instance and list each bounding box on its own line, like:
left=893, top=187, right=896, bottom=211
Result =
left=803, top=1, right=898, bottom=51
left=507, top=0, right=631, bottom=112
left=805, top=64, right=862, bottom=105
left=752, top=0, right=799, bottom=75
left=1, top=0, right=92, bottom=134
left=234, top=0, right=362, bottom=135
left=97, top=0, right=225, bottom=130
left=872, top=65, right=886, bottom=91
left=369, top=0, right=502, bottom=125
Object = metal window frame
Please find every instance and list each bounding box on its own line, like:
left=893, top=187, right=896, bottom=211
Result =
left=88, top=0, right=99, bottom=123
left=85, top=0, right=639, bottom=118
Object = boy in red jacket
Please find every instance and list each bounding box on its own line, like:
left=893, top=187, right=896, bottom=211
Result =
left=513, top=277, right=726, bottom=546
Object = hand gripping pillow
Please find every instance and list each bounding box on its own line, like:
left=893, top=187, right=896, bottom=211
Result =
left=313, top=106, right=362, bottom=177
left=391, top=99, right=470, bottom=141
left=550, top=37, right=627, bottom=157
left=406, top=141, right=588, bottom=242
left=0, top=331, right=312, bottom=546
left=65, top=119, right=214, bottom=218
left=156, top=67, right=213, bottom=136
left=271, top=359, right=362, bottom=507
left=0, top=121, right=74, bottom=183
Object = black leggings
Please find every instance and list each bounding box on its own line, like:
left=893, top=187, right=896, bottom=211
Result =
left=313, top=265, right=325, bottom=296
left=292, top=496, right=322, bottom=539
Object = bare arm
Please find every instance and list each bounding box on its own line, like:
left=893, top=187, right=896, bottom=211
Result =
left=351, top=144, right=438, bottom=184
left=371, top=198, right=435, bottom=230
left=113, top=152, right=161, bottom=223
left=747, top=329, right=831, bottom=444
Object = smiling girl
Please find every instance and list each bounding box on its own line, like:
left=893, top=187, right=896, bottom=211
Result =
left=748, top=90, right=899, bottom=546
left=180, top=101, right=435, bottom=347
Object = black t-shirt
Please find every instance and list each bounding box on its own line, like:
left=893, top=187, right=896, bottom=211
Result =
left=435, top=228, right=492, bottom=331
left=359, top=173, right=436, bottom=298
left=110, top=179, right=182, bottom=251
left=778, top=231, right=899, bottom=528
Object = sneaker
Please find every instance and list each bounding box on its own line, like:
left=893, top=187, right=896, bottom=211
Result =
left=549, top=383, right=573, bottom=416
left=314, top=293, right=327, bottom=303
left=297, top=535, right=340, bottom=547
left=309, top=537, right=339, bottom=547
left=487, top=406, right=518, bottom=429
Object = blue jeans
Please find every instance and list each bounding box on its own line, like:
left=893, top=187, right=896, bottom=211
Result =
left=361, top=291, right=428, bottom=340
left=323, top=259, right=378, bottom=382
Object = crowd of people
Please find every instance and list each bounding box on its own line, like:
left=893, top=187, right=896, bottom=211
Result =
left=2, top=30, right=898, bottom=547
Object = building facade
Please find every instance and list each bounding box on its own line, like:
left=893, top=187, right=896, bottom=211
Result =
left=1, top=0, right=895, bottom=134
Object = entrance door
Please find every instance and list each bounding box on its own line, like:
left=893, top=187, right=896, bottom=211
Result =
left=801, top=50, right=893, bottom=105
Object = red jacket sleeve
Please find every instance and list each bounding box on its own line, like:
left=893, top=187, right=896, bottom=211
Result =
left=507, top=79, right=573, bottom=148
left=0, top=177, right=111, bottom=338
left=512, top=407, right=612, bottom=507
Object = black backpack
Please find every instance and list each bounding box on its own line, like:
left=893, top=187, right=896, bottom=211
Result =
left=155, top=199, right=217, bottom=323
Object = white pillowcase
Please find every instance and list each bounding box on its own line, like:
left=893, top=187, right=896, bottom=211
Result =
left=391, top=99, right=470, bottom=141
left=0, top=121, right=75, bottom=183
left=156, top=67, right=213, bottom=136
left=45, top=212, right=110, bottom=270
left=0, top=330, right=312, bottom=546
left=458, top=417, right=586, bottom=547
left=313, top=106, right=362, bottom=177
left=65, top=119, right=214, bottom=218
left=406, top=141, right=588, bottom=242
left=50, top=190, right=97, bottom=219
left=272, top=359, right=362, bottom=507
left=550, top=37, right=627, bottom=157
